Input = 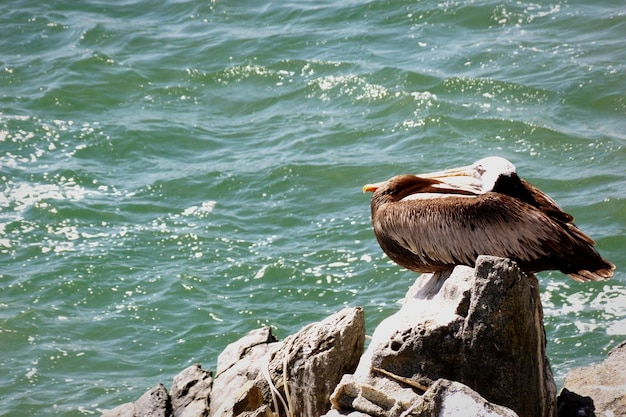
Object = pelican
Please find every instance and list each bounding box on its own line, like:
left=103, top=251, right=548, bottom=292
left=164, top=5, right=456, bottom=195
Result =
left=363, top=157, right=615, bottom=282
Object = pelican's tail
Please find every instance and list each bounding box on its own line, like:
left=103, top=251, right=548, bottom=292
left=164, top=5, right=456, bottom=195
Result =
left=567, top=261, right=615, bottom=282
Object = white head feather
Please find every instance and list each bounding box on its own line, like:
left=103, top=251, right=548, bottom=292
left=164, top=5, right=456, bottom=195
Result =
left=469, top=156, right=517, bottom=192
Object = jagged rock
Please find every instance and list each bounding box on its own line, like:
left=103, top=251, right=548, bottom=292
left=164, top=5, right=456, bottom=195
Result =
left=325, top=379, right=518, bottom=417
left=102, top=384, right=171, bottom=417
left=210, top=306, right=365, bottom=417
left=254, top=306, right=365, bottom=417
left=556, top=388, right=595, bottom=417
left=561, top=339, right=626, bottom=417
left=329, top=256, right=556, bottom=417
left=101, top=308, right=364, bottom=417
left=210, top=328, right=280, bottom=415
left=213, top=380, right=270, bottom=416
left=216, top=327, right=278, bottom=376
left=170, top=364, right=212, bottom=417
left=418, top=379, right=518, bottom=417
left=323, top=412, right=372, bottom=417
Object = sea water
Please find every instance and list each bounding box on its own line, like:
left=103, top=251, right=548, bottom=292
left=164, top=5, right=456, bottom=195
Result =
left=1, top=1, right=625, bottom=415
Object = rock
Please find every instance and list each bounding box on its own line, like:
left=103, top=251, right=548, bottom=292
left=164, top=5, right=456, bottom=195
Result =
left=419, top=379, right=519, bottom=417
left=101, top=308, right=364, bottom=417
left=561, top=339, right=626, bottom=417
left=254, top=306, right=365, bottom=417
left=216, top=327, right=278, bottom=376
left=330, top=256, right=556, bottom=417
left=209, top=328, right=280, bottom=415
left=556, top=388, right=595, bottom=417
left=170, top=364, right=212, bottom=417
left=323, top=412, right=372, bottom=417
left=213, top=380, right=269, bottom=416
left=102, top=384, right=171, bottom=417
left=325, top=379, right=518, bottom=417
left=210, top=306, right=365, bottom=417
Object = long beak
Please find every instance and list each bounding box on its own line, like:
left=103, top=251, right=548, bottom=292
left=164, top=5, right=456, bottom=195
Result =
left=417, top=165, right=472, bottom=179
left=362, top=164, right=481, bottom=194
left=416, top=165, right=481, bottom=191
left=362, top=182, right=382, bottom=193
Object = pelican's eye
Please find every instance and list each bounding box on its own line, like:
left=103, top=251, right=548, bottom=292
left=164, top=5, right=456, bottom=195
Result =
left=387, top=186, right=400, bottom=196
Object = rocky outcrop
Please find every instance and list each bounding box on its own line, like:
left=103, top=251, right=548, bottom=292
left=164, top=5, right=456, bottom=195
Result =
left=328, top=256, right=556, bottom=417
left=102, top=255, right=600, bottom=417
left=560, top=340, right=626, bottom=417
left=213, top=306, right=366, bottom=416
left=102, top=383, right=171, bottom=417
left=171, top=363, right=212, bottom=417
left=101, top=306, right=365, bottom=417
left=324, top=378, right=519, bottom=417
left=209, top=326, right=278, bottom=415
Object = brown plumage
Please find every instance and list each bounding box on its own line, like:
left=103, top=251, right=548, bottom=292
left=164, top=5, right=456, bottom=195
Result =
left=363, top=157, right=615, bottom=282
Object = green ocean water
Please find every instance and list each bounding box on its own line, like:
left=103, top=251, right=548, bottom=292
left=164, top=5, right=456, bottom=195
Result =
left=1, top=0, right=625, bottom=415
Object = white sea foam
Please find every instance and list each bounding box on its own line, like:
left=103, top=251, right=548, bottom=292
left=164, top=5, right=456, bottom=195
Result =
left=181, top=200, right=217, bottom=217
left=2, top=181, right=98, bottom=213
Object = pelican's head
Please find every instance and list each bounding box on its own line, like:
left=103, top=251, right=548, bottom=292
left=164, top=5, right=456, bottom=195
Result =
left=469, top=156, right=517, bottom=192
left=416, top=156, right=516, bottom=194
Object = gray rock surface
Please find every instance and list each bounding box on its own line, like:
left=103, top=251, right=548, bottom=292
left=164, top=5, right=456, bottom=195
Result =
left=418, top=379, right=518, bottom=417
left=329, top=256, right=556, bottom=417
left=325, top=379, right=519, bottom=417
left=561, top=340, right=626, bottom=417
left=170, top=364, right=212, bottom=417
left=255, top=306, right=366, bottom=416
left=102, top=383, right=171, bottom=417
left=216, top=327, right=278, bottom=376
left=211, top=306, right=366, bottom=416
left=210, top=327, right=279, bottom=415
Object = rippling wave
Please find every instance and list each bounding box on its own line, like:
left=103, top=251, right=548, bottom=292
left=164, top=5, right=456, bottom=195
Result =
left=1, top=0, right=624, bottom=415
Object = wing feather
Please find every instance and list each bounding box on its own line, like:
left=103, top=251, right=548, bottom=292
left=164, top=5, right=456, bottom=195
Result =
left=375, top=193, right=565, bottom=270
left=519, top=178, right=574, bottom=223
